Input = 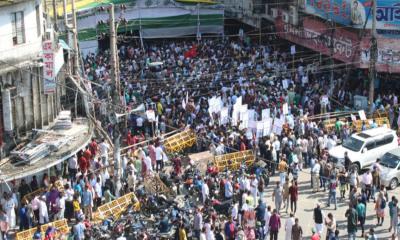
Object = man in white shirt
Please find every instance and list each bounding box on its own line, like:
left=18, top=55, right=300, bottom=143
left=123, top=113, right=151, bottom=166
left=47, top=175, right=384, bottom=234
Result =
left=264, top=205, right=272, bottom=236
left=39, top=196, right=49, bottom=224
left=361, top=169, right=373, bottom=200
left=155, top=145, right=165, bottom=172
left=99, top=139, right=110, bottom=166
left=68, top=156, right=78, bottom=181
left=312, top=161, right=321, bottom=192
left=201, top=179, right=209, bottom=204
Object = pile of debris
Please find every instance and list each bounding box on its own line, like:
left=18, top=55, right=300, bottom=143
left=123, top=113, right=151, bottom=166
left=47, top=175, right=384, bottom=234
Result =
left=52, top=111, right=72, bottom=130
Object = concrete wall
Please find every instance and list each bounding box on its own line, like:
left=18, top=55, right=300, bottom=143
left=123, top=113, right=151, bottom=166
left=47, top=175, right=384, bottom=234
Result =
left=0, top=0, right=43, bottom=64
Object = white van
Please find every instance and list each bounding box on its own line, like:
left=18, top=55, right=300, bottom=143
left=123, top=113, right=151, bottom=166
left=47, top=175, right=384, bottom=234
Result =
left=329, top=127, right=398, bottom=172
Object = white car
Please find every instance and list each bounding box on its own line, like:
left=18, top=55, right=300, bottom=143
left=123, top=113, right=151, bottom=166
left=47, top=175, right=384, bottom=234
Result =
left=329, top=127, right=398, bottom=172
left=380, top=148, right=400, bottom=189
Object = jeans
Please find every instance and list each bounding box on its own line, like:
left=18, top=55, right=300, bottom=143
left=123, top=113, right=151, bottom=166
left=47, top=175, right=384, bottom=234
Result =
left=302, top=152, right=309, bottom=167
left=312, top=174, right=320, bottom=192
left=275, top=198, right=282, bottom=214
left=279, top=172, right=286, bottom=185
left=270, top=230, right=278, bottom=240
left=156, top=160, right=164, bottom=172
left=348, top=231, right=357, bottom=240
left=327, top=190, right=337, bottom=209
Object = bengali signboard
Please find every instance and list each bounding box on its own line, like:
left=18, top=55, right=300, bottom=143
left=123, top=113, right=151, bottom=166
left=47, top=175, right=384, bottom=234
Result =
left=275, top=17, right=360, bottom=63
left=300, top=0, right=400, bottom=36
left=42, top=41, right=56, bottom=94
left=360, top=37, right=400, bottom=72
left=275, top=16, right=400, bottom=73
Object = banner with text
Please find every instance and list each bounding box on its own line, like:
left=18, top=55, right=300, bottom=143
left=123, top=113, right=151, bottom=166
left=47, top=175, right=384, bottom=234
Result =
left=300, top=0, right=400, bottom=36
left=43, top=41, right=56, bottom=94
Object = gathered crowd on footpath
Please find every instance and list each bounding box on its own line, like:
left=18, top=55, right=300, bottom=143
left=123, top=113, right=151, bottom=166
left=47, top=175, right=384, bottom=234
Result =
left=4, top=37, right=400, bottom=240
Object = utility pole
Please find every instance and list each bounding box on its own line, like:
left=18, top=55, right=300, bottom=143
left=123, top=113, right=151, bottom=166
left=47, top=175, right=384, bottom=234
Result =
left=369, top=0, right=377, bottom=113
left=52, top=0, right=58, bottom=32
left=258, top=16, right=261, bottom=45
left=71, top=0, right=79, bottom=76
left=109, top=3, right=122, bottom=192
left=329, top=20, right=335, bottom=93
left=63, top=0, right=68, bottom=27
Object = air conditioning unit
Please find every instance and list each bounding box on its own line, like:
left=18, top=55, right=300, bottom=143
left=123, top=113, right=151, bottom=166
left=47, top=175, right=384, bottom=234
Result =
left=271, top=8, right=278, bottom=18
left=289, top=5, right=299, bottom=25
left=282, top=11, right=290, bottom=23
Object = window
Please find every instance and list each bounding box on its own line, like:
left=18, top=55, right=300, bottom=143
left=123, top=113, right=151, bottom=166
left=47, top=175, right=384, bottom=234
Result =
left=11, top=11, right=25, bottom=45
left=36, top=5, right=41, bottom=37
left=365, top=141, right=376, bottom=151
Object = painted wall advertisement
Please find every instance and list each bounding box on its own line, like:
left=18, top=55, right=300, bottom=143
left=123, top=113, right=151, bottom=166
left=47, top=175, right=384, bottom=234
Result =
left=275, top=17, right=400, bottom=73
left=299, top=0, right=400, bottom=36
left=43, top=41, right=56, bottom=94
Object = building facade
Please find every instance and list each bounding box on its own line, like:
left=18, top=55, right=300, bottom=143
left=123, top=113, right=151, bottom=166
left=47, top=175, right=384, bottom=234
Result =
left=0, top=0, right=65, bottom=157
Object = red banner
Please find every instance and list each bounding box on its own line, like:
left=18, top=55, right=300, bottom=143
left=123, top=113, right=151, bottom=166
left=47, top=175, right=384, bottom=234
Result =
left=275, top=17, right=400, bottom=73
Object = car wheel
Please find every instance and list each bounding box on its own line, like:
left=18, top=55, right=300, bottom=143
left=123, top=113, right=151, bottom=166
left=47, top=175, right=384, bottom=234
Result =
left=390, top=178, right=398, bottom=190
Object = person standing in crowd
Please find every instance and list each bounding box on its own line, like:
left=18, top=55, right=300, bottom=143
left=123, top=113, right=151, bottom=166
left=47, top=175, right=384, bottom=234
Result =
left=38, top=196, right=48, bottom=225
left=155, top=143, right=165, bottom=172
left=284, top=213, right=295, bottom=240
left=225, top=176, right=234, bottom=201
left=278, top=159, right=288, bottom=186
left=345, top=203, right=358, bottom=240
left=313, top=203, right=324, bottom=235
left=272, top=181, right=283, bottom=214
left=289, top=180, right=298, bottom=214
left=311, top=160, right=321, bottom=193
left=72, top=215, right=86, bottom=240
left=291, top=218, right=303, bottom=240
left=375, top=192, right=386, bottom=226
left=325, top=212, right=336, bottom=240
left=268, top=209, right=281, bottom=240
left=356, top=198, right=366, bottom=237
left=82, top=185, right=93, bottom=220
left=327, top=175, right=337, bottom=210
left=388, top=196, right=399, bottom=235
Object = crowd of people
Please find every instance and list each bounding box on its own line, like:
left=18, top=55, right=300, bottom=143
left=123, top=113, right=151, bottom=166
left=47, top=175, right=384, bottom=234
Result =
left=1, top=37, right=400, bottom=240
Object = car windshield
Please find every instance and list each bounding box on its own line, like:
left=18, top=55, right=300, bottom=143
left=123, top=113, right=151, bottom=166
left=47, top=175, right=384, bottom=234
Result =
left=380, top=153, right=400, bottom=169
left=342, top=137, right=364, bottom=152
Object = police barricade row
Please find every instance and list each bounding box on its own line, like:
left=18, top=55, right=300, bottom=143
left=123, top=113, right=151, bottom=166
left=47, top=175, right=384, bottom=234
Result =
left=163, top=129, right=197, bottom=153
left=213, top=150, right=255, bottom=171
left=16, top=219, right=69, bottom=240
left=352, top=117, right=389, bottom=132
left=93, top=192, right=138, bottom=222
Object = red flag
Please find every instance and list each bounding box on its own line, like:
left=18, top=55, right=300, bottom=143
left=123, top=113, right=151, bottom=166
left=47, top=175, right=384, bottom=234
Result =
left=362, top=1, right=373, bottom=7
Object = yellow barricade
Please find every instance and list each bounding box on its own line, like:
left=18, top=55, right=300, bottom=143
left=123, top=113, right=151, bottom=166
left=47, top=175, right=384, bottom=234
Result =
left=22, top=180, right=65, bottom=203
left=163, top=129, right=197, bottom=153
left=214, top=150, right=255, bottom=171
left=16, top=219, right=69, bottom=240
left=352, top=117, right=389, bottom=132
left=93, top=192, right=138, bottom=222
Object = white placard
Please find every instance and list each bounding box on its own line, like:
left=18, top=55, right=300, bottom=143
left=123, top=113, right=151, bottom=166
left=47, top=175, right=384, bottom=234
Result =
left=248, top=120, right=257, bottom=130
left=239, top=105, right=248, bottom=121
left=248, top=109, right=256, bottom=121
left=272, top=118, right=284, bottom=135
left=282, top=79, right=289, bottom=89
left=146, top=110, right=156, bottom=122
left=350, top=114, right=357, bottom=121
left=263, top=119, right=271, bottom=136
left=262, top=109, right=270, bottom=120
left=282, top=103, right=289, bottom=115
left=220, top=107, right=229, bottom=125
left=256, top=121, right=264, bottom=139
left=358, top=110, right=367, bottom=121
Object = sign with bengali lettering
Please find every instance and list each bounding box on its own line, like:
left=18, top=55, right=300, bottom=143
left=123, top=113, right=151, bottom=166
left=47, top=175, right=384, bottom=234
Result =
left=275, top=16, right=400, bottom=73
left=43, top=40, right=56, bottom=94
left=300, top=0, right=400, bottom=36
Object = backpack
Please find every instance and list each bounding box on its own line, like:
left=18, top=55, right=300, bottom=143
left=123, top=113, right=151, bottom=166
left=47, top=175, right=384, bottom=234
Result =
left=381, top=198, right=387, bottom=209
